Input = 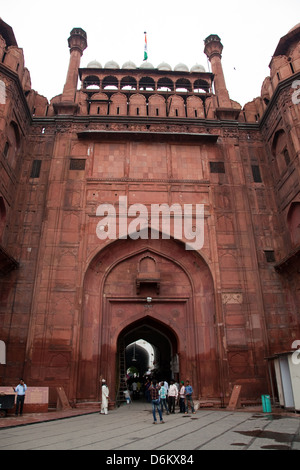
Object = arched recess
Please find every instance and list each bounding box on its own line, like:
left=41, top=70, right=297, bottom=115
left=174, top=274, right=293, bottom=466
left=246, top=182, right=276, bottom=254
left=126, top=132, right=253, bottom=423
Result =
left=120, top=76, right=137, bottom=90
left=271, top=129, right=291, bottom=175
left=88, top=92, right=109, bottom=115
left=109, top=93, right=127, bottom=115
left=0, top=197, right=6, bottom=243
left=167, top=95, right=185, bottom=117
left=175, top=78, right=192, bottom=92
left=5, top=121, right=20, bottom=169
left=129, top=94, right=147, bottom=116
left=186, top=96, right=204, bottom=118
left=148, top=94, right=166, bottom=117
left=102, top=75, right=118, bottom=90
left=157, top=77, right=174, bottom=91
left=76, top=236, right=218, bottom=404
left=117, top=316, right=179, bottom=393
left=83, top=75, right=100, bottom=89
left=287, top=201, right=300, bottom=246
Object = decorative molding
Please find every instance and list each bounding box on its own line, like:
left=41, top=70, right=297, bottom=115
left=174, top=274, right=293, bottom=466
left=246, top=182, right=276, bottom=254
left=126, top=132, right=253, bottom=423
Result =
left=222, top=292, right=243, bottom=304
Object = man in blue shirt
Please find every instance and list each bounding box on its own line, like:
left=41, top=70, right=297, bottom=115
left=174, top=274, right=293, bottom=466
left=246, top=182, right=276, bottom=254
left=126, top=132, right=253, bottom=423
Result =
left=184, top=380, right=195, bottom=414
left=159, top=381, right=169, bottom=415
left=13, top=379, right=27, bottom=416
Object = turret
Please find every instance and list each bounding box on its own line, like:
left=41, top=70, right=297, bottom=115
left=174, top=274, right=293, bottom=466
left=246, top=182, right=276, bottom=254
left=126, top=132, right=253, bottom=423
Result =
left=54, top=27, right=87, bottom=114
left=204, top=34, right=239, bottom=119
left=204, top=34, right=230, bottom=107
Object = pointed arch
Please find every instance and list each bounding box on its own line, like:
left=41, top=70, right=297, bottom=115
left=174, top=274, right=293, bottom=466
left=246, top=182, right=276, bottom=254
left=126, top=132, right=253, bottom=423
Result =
left=287, top=201, right=300, bottom=246
left=77, top=236, right=218, bottom=403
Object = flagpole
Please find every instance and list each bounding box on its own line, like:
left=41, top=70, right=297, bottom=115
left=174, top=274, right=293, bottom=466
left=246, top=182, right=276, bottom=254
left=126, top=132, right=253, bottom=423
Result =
left=144, top=31, right=148, bottom=61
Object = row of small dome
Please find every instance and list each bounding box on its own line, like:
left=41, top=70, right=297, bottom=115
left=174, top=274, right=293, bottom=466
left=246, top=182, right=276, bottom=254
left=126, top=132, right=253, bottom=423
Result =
left=86, top=59, right=206, bottom=73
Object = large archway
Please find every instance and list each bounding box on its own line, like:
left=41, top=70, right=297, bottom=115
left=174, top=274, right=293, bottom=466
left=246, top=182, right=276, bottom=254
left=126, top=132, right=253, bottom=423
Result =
left=77, top=236, right=219, bottom=405
left=116, top=316, right=179, bottom=403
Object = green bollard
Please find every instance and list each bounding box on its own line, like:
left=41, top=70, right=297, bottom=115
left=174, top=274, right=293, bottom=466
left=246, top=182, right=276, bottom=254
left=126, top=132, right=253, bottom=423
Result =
left=262, top=394, right=272, bottom=413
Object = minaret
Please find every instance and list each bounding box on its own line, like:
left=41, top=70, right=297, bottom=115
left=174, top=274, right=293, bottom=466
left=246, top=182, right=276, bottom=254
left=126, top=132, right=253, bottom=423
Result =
left=54, top=27, right=87, bottom=114
left=204, top=34, right=232, bottom=110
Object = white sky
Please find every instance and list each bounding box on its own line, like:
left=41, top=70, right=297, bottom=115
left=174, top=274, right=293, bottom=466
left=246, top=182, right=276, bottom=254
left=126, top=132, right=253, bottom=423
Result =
left=1, top=0, right=299, bottom=107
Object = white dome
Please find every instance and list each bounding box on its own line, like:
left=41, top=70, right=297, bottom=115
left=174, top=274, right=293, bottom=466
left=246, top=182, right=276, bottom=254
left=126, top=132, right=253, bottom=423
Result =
left=190, top=63, right=206, bottom=73
left=87, top=60, right=102, bottom=68
left=174, top=63, right=189, bottom=72
left=157, top=61, right=172, bottom=71
left=104, top=60, right=120, bottom=69
left=122, top=60, right=137, bottom=69
left=288, top=23, right=300, bottom=33
left=139, top=61, right=154, bottom=69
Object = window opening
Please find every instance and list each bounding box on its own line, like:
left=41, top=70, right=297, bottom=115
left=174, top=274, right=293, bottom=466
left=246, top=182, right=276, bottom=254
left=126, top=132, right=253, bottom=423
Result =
left=3, top=141, right=9, bottom=158
left=283, top=148, right=290, bottom=166
left=264, top=250, right=275, bottom=263
left=30, top=160, right=42, bottom=178
left=289, top=61, right=295, bottom=74
left=70, top=159, right=86, bottom=170
left=251, top=165, right=262, bottom=183
left=210, top=161, right=225, bottom=173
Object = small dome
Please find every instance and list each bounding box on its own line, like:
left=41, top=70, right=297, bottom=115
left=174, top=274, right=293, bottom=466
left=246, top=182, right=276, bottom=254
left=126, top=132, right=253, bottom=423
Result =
left=104, top=60, right=120, bottom=69
left=190, top=63, right=206, bottom=73
left=174, top=63, right=189, bottom=72
left=122, top=60, right=137, bottom=69
left=288, top=23, right=300, bottom=33
left=139, top=61, right=154, bottom=69
left=157, top=61, right=172, bottom=71
left=87, top=60, right=102, bottom=68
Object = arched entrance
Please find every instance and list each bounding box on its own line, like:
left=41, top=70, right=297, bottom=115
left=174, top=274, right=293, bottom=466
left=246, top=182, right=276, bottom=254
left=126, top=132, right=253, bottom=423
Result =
left=77, top=236, right=219, bottom=405
left=116, top=316, right=179, bottom=403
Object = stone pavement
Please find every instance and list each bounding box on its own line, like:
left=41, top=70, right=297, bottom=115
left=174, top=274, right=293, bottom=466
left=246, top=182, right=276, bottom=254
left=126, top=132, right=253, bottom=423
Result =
left=0, top=401, right=300, bottom=451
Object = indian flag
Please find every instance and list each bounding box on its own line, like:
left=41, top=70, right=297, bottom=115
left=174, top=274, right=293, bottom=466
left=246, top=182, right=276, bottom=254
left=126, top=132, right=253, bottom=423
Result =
left=143, top=31, right=148, bottom=61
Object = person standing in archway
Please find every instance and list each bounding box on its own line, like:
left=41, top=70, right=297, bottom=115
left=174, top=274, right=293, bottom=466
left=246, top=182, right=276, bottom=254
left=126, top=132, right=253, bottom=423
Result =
left=179, top=381, right=186, bottom=413
left=145, top=377, right=151, bottom=402
left=159, top=381, right=169, bottom=415
left=168, top=379, right=178, bottom=413
left=149, top=380, right=165, bottom=424
left=100, top=379, right=109, bottom=415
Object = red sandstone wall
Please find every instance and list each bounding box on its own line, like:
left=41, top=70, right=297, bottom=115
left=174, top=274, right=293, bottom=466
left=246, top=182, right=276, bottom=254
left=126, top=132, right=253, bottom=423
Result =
left=0, top=22, right=299, bottom=406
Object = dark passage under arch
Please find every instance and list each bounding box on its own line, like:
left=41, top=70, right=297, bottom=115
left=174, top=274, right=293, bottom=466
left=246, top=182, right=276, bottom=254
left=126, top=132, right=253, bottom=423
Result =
left=116, top=316, right=179, bottom=403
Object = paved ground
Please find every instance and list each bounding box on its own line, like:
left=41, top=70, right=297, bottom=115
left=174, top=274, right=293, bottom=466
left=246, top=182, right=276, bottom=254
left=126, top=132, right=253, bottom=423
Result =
left=0, top=401, right=300, bottom=452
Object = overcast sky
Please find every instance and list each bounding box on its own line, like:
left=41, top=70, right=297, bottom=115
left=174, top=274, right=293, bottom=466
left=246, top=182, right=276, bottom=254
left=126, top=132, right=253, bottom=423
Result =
left=1, top=0, right=299, bottom=107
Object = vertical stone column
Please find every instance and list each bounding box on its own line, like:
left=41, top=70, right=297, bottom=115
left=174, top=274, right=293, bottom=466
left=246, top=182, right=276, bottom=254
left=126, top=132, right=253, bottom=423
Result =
left=54, top=28, right=87, bottom=114
left=62, top=28, right=87, bottom=100
left=204, top=34, right=231, bottom=108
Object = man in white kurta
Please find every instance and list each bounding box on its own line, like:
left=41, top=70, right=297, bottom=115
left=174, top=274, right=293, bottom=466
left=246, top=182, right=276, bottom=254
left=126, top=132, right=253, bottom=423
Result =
left=100, top=379, right=109, bottom=414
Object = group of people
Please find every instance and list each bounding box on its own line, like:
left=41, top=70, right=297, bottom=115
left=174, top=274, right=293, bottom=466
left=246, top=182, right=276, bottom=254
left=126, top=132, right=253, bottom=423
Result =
left=11, top=377, right=195, bottom=422
left=99, top=376, right=195, bottom=423
left=148, top=379, right=196, bottom=424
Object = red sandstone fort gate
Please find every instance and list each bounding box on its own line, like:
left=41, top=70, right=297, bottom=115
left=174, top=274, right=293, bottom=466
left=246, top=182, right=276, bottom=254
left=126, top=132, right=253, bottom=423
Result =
left=1, top=19, right=299, bottom=410
left=76, top=236, right=219, bottom=403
